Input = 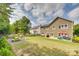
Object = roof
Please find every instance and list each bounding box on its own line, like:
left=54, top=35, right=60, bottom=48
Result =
left=31, top=26, right=40, bottom=29
left=41, top=17, right=74, bottom=28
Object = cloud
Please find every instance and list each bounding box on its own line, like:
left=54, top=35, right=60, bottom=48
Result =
left=37, top=17, right=47, bottom=25
left=68, top=7, right=79, bottom=24
left=24, top=4, right=33, bottom=11
left=29, top=3, right=65, bottom=17
left=23, top=3, right=65, bottom=26
left=10, top=3, right=65, bottom=26
left=53, top=9, right=64, bottom=17
left=68, top=7, right=79, bottom=19
left=10, top=4, right=25, bottom=24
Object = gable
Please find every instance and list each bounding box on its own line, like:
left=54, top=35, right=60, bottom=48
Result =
left=41, top=17, right=73, bottom=28
left=48, top=17, right=73, bottom=26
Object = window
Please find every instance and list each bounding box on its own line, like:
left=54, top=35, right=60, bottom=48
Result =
left=65, top=24, right=67, bottom=27
left=59, top=24, right=68, bottom=29
left=58, top=33, right=68, bottom=37
left=62, top=33, right=63, bottom=35
left=62, top=25, right=63, bottom=28
left=65, top=24, right=68, bottom=29
left=53, top=26, right=55, bottom=28
left=59, top=26, right=61, bottom=29
left=52, top=26, right=55, bottom=30
left=58, top=33, right=63, bottom=37
left=51, top=33, right=53, bottom=36
left=59, top=33, right=61, bottom=36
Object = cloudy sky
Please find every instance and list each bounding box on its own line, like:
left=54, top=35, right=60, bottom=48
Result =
left=10, top=3, right=79, bottom=27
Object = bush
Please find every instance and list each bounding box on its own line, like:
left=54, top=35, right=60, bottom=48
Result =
left=11, top=34, right=22, bottom=42
left=0, top=36, right=15, bottom=56
left=0, top=48, right=14, bottom=56
left=72, top=36, right=79, bottom=43
left=0, top=37, right=11, bottom=49
left=12, top=37, right=20, bottom=42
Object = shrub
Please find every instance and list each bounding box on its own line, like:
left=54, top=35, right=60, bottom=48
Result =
left=0, top=36, right=15, bottom=56
left=0, top=48, right=14, bottom=56
left=11, top=34, right=22, bottom=42
left=72, top=36, right=79, bottom=43
left=0, top=37, right=11, bottom=49
left=12, top=36, right=20, bottom=42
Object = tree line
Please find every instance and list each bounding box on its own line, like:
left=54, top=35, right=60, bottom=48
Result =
left=9, top=16, right=31, bottom=34
left=0, top=4, right=31, bottom=56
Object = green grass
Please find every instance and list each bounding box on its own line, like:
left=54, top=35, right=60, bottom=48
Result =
left=12, top=40, right=69, bottom=56
left=12, top=35, right=79, bottom=56
left=26, top=36, right=79, bottom=51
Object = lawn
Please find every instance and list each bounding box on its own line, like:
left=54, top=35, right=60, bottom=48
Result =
left=26, top=36, right=79, bottom=55
left=26, top=36, right=79, bottom=49
left=11, top=35, right=79, bottom=56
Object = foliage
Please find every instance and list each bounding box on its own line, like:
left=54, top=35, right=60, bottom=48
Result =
left=73, top=24, right=79, bottom=36
left=9, top=24, right=15, bottom=34
left=0, top=37, right=15, bottom=56
left=13, top=16, right=31, bottom=34
left=72, top=36, right=79, bottom=43
left=0, top=4, right=15, bottom=56
left=0, top=4, right=12, bottom=35
left=0, top=37, right=10, bottom=48
left=12, top=34, right=21, bottom=42
left=0, top=47, right=14, bottom=56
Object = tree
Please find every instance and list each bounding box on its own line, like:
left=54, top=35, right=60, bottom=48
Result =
left=73, top=24, right=79, bottom=36
left=0, top=4, right=12, bottom=35
left=13, top=16, right=31, bottom=34
left=0, top=4, right=14, bottom=56
left=9, top=24, right=15, bottom=34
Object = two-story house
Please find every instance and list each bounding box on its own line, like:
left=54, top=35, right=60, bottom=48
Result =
left=30, top=17, right=74, bottom=39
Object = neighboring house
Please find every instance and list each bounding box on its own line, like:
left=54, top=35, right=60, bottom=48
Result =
left=30, top=17, right=74, bottom=39
left=30, top=26, right=41, bottom=34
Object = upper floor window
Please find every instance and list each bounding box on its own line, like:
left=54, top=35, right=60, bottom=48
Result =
left=59, top=26, right=61, bottom=29
left=64, top=24, right=68, bottom=29
left=59, top=24, right=68, bottom=29
left=65, top=24, right=67, bottom=27
left=53, top=26, right=55, bottom=28
left=52, top=26, right=55, bottom=30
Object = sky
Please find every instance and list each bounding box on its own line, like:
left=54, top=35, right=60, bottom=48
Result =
left=9, top=3, right=79, bottom=27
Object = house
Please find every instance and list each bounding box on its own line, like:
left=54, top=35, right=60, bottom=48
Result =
left=30, top=26, right=41, bottom=34
left=30, top=17, right=74, bottom=39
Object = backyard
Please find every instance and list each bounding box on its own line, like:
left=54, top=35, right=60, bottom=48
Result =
left=10, top=35, right=79, bottom=56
